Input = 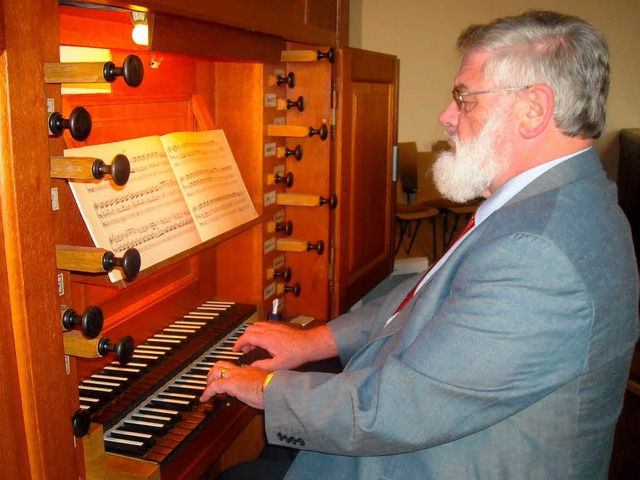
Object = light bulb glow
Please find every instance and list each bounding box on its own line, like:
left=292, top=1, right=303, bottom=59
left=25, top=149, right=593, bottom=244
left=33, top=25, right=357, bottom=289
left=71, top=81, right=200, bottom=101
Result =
left=132, top=24, right=149, bottom=46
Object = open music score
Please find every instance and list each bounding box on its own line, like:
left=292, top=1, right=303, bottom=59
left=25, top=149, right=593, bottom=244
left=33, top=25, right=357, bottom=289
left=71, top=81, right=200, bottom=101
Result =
left=65, top=130, right=257, bottom=282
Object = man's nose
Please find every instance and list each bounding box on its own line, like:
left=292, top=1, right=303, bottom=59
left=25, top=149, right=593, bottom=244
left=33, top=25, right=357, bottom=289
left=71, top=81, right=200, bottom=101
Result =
left=438, top=101, right=459, bottom=127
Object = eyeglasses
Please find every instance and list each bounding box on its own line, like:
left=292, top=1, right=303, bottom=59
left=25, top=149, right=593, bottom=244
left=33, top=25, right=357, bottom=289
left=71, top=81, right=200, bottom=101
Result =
left=452, top=85, right=530, bottom=111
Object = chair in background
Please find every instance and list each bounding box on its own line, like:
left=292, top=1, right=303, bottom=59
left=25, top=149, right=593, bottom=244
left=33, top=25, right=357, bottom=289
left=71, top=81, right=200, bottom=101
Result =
left=416, top=148, right=482, bottom=257
left=395, top=142, right=439, bottom=259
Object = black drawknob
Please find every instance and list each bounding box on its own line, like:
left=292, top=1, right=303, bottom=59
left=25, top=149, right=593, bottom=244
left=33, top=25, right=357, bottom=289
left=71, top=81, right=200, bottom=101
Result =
left=306, top=240, right=325, bottom=255
left=286, top=96, right=305, bottom=112
left=276, top=71, right=296, bottom=88
left=308, top=124, right=328, bottom=140
left=72, top=409, right=92, bottom=438
left=284, top=145, right=303, bottom=161
left=273, top=266, right=292, bottom=283
left=275, top=220, right=293, bottom=236
left=316, top=48, right=336, bottom=63
left=274, top=172, right=294, bottom=188
left=283, top=282, right=301, bottom=297
left=92, top=154, right=131, bottom=186
left=98, top=335, right=134, bottom=364
left=103, top=54, right=144, bottom=87
left=48, top=106, right=92, bottom=141
left=319, top=194, right=338, bottom=209
left=62, top=305, right=104, bottom=339
left=102, top=248, right=141, bottom=280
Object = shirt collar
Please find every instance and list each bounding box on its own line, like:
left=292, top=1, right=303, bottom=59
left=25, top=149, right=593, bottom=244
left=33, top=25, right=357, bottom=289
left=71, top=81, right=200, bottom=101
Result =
left=475, top=146, right=592, bottom=225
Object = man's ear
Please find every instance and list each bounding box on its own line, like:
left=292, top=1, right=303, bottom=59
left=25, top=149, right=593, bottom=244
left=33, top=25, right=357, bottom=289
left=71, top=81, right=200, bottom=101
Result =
left=518, top=84, right=554, bottom=139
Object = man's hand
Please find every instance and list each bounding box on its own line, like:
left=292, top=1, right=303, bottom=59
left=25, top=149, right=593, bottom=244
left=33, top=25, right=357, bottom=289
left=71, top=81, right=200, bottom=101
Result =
left=234, top=322, right=338, bottom=370
left=200, top=361, right=270, bottom=409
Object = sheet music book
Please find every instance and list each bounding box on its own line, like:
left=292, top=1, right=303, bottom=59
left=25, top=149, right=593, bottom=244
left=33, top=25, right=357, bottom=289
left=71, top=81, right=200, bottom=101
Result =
left=65, top=130, right=258, bottom=282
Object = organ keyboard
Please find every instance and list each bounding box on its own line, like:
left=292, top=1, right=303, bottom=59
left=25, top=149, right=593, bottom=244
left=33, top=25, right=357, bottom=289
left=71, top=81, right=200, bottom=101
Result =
left=77, top=300, right=258, bottom=472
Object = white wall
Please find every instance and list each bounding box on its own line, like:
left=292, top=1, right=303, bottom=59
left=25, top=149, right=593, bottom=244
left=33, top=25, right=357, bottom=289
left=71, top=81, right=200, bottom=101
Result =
left=350, top=0, right=640, bottom=179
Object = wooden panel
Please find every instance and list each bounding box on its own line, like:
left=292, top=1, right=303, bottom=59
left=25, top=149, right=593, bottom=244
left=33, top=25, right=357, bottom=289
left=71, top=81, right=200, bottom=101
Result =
left=333, top=47, right=397, bottom=315
left=0, top=0, right=79, bottom=478
left=152, top=13, right=284, bottom=63
left=78, top=0, right=340, bottom=46
left=279, top=42, right=333, bottom=321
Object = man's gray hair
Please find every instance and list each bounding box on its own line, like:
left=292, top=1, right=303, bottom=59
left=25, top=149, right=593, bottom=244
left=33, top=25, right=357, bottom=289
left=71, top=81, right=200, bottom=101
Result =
left=457, top=10, right=609, bottom=139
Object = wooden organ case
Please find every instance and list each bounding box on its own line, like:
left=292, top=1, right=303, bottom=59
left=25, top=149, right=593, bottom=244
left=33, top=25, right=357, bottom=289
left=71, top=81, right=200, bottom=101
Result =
left=0, top=1, right=397, bottom=479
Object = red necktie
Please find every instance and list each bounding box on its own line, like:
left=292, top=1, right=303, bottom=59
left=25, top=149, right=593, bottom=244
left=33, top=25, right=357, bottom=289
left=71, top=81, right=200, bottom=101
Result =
left=393, top=214, right=475, bottom=315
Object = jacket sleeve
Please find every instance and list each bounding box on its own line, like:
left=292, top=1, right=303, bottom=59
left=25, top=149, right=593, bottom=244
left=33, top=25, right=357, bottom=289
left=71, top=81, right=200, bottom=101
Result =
left=264, top=233, right=593, bottom=455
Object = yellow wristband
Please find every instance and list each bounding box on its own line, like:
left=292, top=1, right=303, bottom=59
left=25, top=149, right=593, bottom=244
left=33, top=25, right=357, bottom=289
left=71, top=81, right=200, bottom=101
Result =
left=262, top=372, right=275, bottom=392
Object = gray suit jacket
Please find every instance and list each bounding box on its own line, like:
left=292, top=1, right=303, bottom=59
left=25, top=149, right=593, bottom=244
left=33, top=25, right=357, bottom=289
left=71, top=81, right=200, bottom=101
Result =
left=264, top=149, right=639, bottom=479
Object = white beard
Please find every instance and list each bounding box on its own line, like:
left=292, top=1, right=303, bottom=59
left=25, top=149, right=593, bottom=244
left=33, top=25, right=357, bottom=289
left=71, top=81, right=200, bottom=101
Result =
left=432, top=106, right=512, bottom=203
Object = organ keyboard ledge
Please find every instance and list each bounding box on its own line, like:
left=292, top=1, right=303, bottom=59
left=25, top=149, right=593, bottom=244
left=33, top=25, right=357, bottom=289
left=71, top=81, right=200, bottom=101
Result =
left=78, top=300, right=258, bottom=479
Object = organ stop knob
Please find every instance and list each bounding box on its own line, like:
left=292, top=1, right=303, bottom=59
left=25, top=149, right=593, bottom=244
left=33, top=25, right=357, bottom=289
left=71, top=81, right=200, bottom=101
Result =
left=62, top=305, right=104, bottom=339
left=98, top=335, right=134, bottom=365
left=48, top=106, right=92, bottom=142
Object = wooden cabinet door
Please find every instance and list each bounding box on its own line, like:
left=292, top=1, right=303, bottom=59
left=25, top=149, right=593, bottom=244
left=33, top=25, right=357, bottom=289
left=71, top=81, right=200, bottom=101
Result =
left=332, top=47, right=398, bottom=316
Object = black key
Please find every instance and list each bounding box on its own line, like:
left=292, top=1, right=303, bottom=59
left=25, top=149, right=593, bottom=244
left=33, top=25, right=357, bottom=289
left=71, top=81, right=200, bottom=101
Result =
left=104, top=436, right=150, bottom=455
left=123, top=419, right=169, bottom=436
left=110, top=429, right=156, bottom=447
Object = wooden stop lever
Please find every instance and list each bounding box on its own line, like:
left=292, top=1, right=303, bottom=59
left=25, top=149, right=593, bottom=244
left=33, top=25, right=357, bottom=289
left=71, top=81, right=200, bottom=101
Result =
left=56, top=245, right=141, bottom=280
left=63, top=333, right=134, bottom=364
left=277, top=238, right=324, bottom=255
left=281, top=48, right=335, bottom=63
left=277, top=193, right=338, bottom=209
left=267, top=123, right=328, bottom=140
left=50, top=154, right=131, bottom=186
left=44, top=54, right=144, bottom=87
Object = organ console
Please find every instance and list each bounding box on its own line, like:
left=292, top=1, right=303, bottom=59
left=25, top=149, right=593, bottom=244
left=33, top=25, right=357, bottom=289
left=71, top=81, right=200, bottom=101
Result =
left=1, top=2, right=398, bottom=478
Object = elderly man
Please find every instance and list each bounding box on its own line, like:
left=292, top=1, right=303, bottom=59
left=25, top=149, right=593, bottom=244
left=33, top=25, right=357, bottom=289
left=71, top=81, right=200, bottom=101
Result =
left=202, top=10, right=639, bottom=480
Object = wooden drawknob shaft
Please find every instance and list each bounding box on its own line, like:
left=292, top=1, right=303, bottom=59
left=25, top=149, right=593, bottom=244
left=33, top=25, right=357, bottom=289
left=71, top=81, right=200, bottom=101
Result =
left=56, top=245, right=141, bottom=280
left=281, top=48, right=335, bottom=63
left=50, top=154, right=131, bottom=186
left=44, top=54, right=144, bottom=87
